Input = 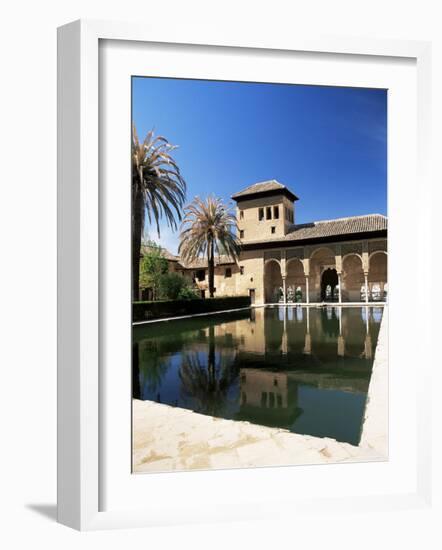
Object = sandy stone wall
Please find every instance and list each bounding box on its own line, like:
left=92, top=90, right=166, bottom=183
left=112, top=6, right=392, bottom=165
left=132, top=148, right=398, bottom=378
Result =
left=237, top=194, right=294, bottom=241
left=167, top=237, right=386, bottom=305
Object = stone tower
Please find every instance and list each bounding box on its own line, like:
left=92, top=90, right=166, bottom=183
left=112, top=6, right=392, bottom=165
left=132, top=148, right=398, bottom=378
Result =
left=231, top=180, right=299, bottom=242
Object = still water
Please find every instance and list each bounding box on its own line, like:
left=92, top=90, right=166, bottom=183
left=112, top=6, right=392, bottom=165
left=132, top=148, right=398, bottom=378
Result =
left=133, top=306, right=383, bottom=445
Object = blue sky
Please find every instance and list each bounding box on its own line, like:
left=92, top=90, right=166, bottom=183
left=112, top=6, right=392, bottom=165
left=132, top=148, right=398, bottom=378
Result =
left=132, top=77, right=387, bottom=254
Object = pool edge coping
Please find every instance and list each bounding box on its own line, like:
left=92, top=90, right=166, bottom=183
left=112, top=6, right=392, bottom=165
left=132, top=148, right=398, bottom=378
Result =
left=133, top=302, right=387, bottom=326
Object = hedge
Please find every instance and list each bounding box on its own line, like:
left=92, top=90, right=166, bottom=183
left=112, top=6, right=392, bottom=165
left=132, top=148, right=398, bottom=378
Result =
left=133, top=295, right=251, bottom=322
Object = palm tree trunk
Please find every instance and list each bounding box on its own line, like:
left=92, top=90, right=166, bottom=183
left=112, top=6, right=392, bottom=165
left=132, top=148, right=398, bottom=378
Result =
left=208, top=239, right=215, bottom=298
left=208, top=325, right=216, bottom=389
left=132, top=186, right=143, bottom=301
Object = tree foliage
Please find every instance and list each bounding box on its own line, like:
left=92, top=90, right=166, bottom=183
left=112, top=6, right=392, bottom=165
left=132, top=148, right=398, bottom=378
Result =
left=132, top=125, right=186, bottom=300
left=159, top=272, right=198, bottom=300
left=179, top=196, right=241, bottom=298
left=139, top=242, right=169, bottom=300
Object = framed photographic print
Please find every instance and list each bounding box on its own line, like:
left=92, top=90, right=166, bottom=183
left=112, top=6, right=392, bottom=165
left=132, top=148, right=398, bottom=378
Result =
left=57, top=20, right=433, bottom=530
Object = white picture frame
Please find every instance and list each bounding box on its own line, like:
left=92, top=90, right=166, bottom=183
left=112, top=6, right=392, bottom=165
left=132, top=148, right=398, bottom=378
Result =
left=57, top=19, right=433, bottom=531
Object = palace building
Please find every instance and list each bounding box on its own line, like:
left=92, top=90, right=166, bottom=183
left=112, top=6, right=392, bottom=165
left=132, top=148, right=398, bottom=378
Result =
left=142, top=180, right=388, bottom=305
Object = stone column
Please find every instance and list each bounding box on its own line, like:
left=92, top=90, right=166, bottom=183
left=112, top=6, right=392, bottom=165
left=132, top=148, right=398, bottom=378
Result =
left=364, top=272, right=369, bottom=304
left=337, top=335, right=345, bottom=357
left=337, top=306, right=344, bottom=356
left=282, top=276, right=287, bottom=304
left=304, top=333, right=312, bottom=355
left=281, top=308, right=288, bottom=354
left=337, top=272, right=342, bottom=303
left=304, top=308, right=311, bottom=354
left=364, top=333, right=372, bottom=359
left=362, top=241, right=369, bottom=304
left=303, top=257, right=310, bottom=304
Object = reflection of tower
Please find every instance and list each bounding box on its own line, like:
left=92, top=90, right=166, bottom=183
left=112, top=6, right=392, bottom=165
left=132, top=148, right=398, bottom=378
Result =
left=303, top=306, right=311, bottom=354
left=240, top=369, right=290, bottom=408
left=239, top=368, right=301, bottom=428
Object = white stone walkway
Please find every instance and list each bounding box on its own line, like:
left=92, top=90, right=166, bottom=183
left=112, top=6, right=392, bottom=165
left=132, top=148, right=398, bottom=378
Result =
left=133, top=311, right=388, bottom=473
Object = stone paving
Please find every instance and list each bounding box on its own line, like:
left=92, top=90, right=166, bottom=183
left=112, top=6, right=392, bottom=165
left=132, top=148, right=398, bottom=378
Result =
left=132, top=310, right=388, bottom=473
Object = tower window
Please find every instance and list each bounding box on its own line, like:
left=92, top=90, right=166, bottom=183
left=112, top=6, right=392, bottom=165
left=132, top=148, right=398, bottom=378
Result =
left=240, top=229, right=244, bottom=238
left=266, top=207, right=272, bottom=220
left=271, top=226, right=276, bottom=234
left=258, top=208, right=264, bottom=221
left=225, top=268, right=232, bottom=278
left=239, top=210, right=244, bottom=220
left=273, top=206, right=279, bottom=219
left=240, top=266, right=244, bottom=275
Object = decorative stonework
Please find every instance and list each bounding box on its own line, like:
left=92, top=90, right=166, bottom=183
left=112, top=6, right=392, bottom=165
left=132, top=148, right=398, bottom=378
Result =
left=341, top=242, right=363, bottom=256
left=306, top=244, right=336, bottom=257
left=264, top=250, right=281, bottom=261
left=286, top=248, right=304, bottom=260
left=368, top=240, right=387, bottom=253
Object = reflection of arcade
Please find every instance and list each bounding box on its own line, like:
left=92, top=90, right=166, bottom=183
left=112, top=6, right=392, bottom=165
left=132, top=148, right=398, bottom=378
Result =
left=232, top=306, right=381, bottom=416
left=255, top=306, right=376, bottom=361
left=227, top=306, right=379, bottom=369
left=236, top=368, right=302, bottom=428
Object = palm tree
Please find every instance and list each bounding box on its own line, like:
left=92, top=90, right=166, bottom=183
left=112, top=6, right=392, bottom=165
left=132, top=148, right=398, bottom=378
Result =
left=179, top=196, right=241, bottom=298
left=132, top=125, right=186, bottom=300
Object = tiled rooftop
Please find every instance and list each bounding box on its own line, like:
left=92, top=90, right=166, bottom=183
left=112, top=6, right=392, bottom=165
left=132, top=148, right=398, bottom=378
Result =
left=140, top=244, right=179, bottom=262
left=244, top=214, right=387, bottom=245
left=231, top=180, right=299, bottom=201
left=141, top=214, right=387, bottom=268
left=178, top=255, right=236, bottom=269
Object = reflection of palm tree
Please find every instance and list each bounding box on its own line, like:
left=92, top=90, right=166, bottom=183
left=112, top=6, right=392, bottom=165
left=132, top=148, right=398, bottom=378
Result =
left=179, top=326, right=239, bottom=416
left=136, top=340, right=171, bottom=397
left=132, top=342, right=141, bottom=399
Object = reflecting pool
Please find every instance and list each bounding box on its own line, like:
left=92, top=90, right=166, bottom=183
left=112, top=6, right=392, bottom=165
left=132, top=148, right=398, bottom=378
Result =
left=133, top=306, right=383, bottom=445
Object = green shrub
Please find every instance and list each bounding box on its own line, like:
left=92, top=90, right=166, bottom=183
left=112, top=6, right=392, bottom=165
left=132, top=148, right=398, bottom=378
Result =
left=177, top=285, right=199, bottom=300
left=132, top=295, right=251, bottom=322
left=158, top=272, right=188, bottom=300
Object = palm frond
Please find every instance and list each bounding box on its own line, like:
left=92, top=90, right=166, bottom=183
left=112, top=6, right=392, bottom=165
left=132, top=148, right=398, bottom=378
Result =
left=132, top=124, right=187, bottom=237
left=178, top=195, right=241, bottom=266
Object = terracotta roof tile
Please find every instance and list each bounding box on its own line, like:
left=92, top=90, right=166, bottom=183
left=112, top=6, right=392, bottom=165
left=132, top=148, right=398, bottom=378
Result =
left=232, top=179, right=299, bottom=201
left=140, top=244, right=179, bottom=261
left=178, top=255, right=236, bottom=269
left=244, top=214, right=387, bottom=245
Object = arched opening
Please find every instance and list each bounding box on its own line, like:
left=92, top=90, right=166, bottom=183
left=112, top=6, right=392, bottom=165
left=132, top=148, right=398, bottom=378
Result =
left=264, top=260, right=283, bottom=303
left=368, top=252, right=387, bottom=301
left=309, top=247, right=336, bottom=302
left=341, top=254, right=364, bottom=302
left=286, top=259, right=305, bottom=303
left=321, top=268, right=338, bottom=301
